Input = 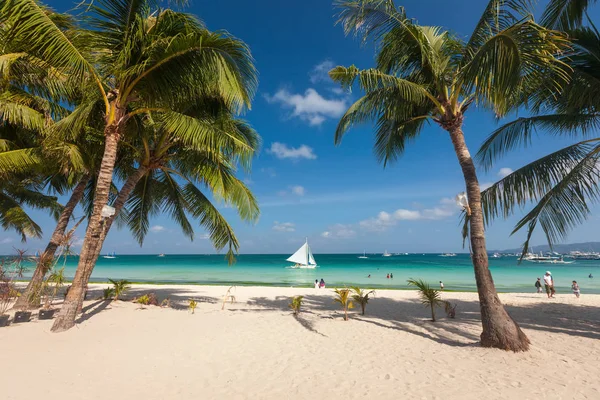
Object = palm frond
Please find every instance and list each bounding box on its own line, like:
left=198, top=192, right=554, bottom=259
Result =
left=541, top=0, right=597, bottom=31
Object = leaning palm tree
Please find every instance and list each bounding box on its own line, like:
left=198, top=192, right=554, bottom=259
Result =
left=407, top=279, right=445, bottom=322
left=1, top=0, right=257, bottom=332
left=329, top=0, right=571, bottom=351
left=477, top=2, right=600, bottom=256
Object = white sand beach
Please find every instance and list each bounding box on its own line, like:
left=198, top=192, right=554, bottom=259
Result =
left=1, top=284, right=599, bottom=400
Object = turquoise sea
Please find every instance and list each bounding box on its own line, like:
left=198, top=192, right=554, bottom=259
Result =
left=13, top=253, right=600, bottom=294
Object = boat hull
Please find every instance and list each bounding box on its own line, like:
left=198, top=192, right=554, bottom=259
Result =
left=289, top=264, right=318, bottom=269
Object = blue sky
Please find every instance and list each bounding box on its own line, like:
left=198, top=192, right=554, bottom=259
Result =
left=2, top=0, right=600, bottom=255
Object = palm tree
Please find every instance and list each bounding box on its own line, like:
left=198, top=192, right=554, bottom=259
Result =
left=333, top=288, right=354, bottom=321
left=108, top=279, right=130, bottom=301
left=1, top=0, right=258, bottom=332
left=350, top=286, right=375, bottom=315
left=329, top=0, right=570, bottom=351
left=477, top=1, right=600, bottom=256
left=407, top=279, right=446, bottom=322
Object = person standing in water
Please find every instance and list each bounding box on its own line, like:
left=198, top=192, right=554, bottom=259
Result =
left=572, top=281, right=581, bottom=298
left=390, top=273, right=393, bottom=279
left=535, top=278, right=543, bottom=294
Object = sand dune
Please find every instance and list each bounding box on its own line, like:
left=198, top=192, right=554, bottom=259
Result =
left=1, top=284, right=599, bottom=399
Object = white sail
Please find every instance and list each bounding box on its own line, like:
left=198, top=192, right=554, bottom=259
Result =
left=287, top=242, right=309, bottom=265
left=287, top=239, right=317, bottom=267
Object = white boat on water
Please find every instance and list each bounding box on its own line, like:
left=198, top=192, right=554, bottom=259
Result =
left=103, top=251, right=117, bottom=259
left=358, top=250, right=368, bottom=259
left=158, top=253, right=165, bottom=257
left=440, top=253, right=456, bottom=257
left=287, top=238, right=318, bottom=269
left=491, top=252, right=501, bottom=258
left=382, top=250, right=392, bottom=257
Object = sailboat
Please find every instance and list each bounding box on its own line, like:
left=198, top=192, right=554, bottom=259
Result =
left=287, top=238, right=318, bottom=269
left=382, top=250, right=392, bottom=257
left=103, top=251, right=117, bottom=259
left=358, top=250, right=368, bottom=259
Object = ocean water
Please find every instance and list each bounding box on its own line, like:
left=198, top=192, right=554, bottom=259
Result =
left=12, top=253, right=600, bottom=294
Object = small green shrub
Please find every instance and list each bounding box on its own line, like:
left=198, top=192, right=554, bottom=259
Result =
left=189, top=299, right=197, bottom=314
left=408, top=278, right=446, bottom=322
left=160, top=298, right=170, bottom=308
left=333, top=288, right=354, bottom=321
left=289, top=295, right=304, bottom=316
left=351, top=286, right=375, bottom=315
left=102, top=287, right=115, bottom=300
left=135, top=293, right=158, bottom=307
left=108, top=279, right=130, bottom=301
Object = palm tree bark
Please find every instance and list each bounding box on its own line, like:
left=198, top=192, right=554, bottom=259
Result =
left=14, top=175, right=89, bottom=310
left=73, top=165, right=148, bottom=314
left=51, top=109, right=125, bottom=332
left=447, top=118, right=530, bottom=351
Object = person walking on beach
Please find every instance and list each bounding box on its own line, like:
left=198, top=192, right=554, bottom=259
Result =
left=543, top=271, right=555, bottom=298
left=535, top=278, right=543, bottom=294
left=439, top=281, right=444, bottom=290
left=572, top=281, right=581, bottom=298
left=314, top=279, right=319, bottom=289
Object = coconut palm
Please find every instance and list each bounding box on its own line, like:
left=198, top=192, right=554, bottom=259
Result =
left=289, top=295, right=303, bottom=316
left=477, top=2, right=600, bottom=256
left=108, top=279, right=130, bottom=301
left=350, top=286, right=375, bottom=315
left=407, top=279, right=446, bottom=322
left=329, top=0, right=570, bottom=351
left=333, top=288, right=354, bottom=321
left=1, top=0, right=258, bottom=331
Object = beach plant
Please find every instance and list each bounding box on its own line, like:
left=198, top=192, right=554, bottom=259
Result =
left=327, top=0, right=569, bottom=351
left=289, top=295, right=304, bottom=316
left=445, top=302, right=457, bottom=319
left=0, top=270, right=17, bottom=316
left=108, top=279, right=130, bottom=301
left=189, top=299, right=198, bottom=314
left=102, top=287, right=115, bottom=300
left=407, top=279, right=447, bottom=322
left=43, top=267, right=66, bottom=309
left=333, top=288, right=354, bottom=321
left=160, top=298, right=171, bottom=308
left=135, top=293, right=158, bottom=308
left=351, top=286, right=375, bottom=315
left=222, top=286, right=237, bottom=310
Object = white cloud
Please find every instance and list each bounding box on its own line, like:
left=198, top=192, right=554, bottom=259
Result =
left=272, top=221, right=296, bottom=232
left=1, top=238, right=13, bottom=244
left=265, top=88, right=347, bottom=126
left=291, top=185, right=305, bottom=196
left=498, top=167, right=513, bottom=178
left=268, top=142, right=317, bottom=160
left=359, top=198, right=461, bottom=232
left=149, top=225, right=165, bottom=233
left=321, top=224, right=356, bottom=239
left=73, top=238, right=84, bottom=247
left=199, top=234, right=210, bottom=240
left=309, top=60, right=335, bottom=83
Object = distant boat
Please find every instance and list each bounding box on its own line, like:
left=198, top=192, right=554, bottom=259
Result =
left=287, top=238, right=318, bottom=269
left=382, top=250, right=392, bottom=257
left=440, top=253, right=457, bottom=257
left=358, top=250, right=368, bottom=259
left=103, top=251, right=117, bottom=259
left=158, top=253, right=165, bottom=257
left=491, top=253, right=501, bottom=258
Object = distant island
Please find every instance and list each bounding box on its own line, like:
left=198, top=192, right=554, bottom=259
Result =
left=493, top=241, right=600, bottom=254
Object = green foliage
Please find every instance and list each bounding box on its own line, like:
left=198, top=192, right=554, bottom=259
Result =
left=108, top=279, right=130, bottom=301
left=333, top=288, right=354, bottom=321
left=188, top=299, right=197, bottom=314
left=289, top=295, right=303, bottom=316
left=135, top=293, right=158, bottom=307
left=43, top=267, right=66, bottom=309
left=102, top=287, right=115, bottom=300
left=351, top=286, right=375, bottom=315
left=407, top=278, right=446, bottom=321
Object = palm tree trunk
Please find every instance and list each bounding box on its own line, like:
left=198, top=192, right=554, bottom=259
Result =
left=430, top=304, right=435, bottom=322
left=14, top=175, right=89, bottom=310
left=448, top=122, right=530, bottom=351
left=75, top=166, right=148, bottom=313
left=51, top=120, right=123, bottom=332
